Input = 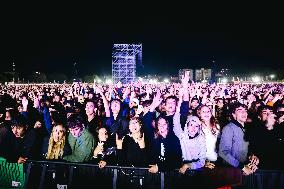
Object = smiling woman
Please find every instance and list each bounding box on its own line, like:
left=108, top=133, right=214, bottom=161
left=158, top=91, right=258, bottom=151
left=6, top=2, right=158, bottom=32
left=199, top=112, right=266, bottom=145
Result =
left=148, top=115, right=182, bottom=173
left=116, top=117, right=149, bottom=167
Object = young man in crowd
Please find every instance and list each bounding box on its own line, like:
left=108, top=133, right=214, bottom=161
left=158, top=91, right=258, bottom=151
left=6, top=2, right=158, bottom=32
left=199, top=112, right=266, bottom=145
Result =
left=10, top=115, right=36, bottom=163
left=85, top=100, right=102, bottom=140
left=219, top=103, right=259, bottom=175
left=63, top=114, right=95, bottom=162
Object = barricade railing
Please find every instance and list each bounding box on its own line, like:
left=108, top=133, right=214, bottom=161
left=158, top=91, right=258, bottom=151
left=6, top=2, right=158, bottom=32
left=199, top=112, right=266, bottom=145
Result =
left=1, top=158, right=284, bottom=189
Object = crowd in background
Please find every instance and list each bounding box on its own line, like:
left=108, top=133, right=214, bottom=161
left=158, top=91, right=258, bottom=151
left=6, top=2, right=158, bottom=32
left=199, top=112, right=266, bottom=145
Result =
left=0, top=74, right=283, bottom=176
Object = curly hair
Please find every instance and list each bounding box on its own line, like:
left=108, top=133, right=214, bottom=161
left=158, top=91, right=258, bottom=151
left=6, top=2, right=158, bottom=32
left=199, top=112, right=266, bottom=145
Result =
left=46, top=124, right=66, bottom=160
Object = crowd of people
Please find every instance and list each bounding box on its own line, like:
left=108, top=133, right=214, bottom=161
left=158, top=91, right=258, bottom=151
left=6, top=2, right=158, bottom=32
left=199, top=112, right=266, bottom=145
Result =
left=0, top=74, right=283, bottom=177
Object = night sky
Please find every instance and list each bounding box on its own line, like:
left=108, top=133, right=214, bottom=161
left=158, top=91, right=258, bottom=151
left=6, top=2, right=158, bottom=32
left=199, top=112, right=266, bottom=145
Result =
left=1, top=7, right=284, bottom=78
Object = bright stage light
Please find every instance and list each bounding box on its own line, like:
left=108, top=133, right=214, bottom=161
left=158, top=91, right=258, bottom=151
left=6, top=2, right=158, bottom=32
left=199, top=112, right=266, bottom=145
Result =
left=105, top=79, right=112, bottom=84
left=252, top=76, right=261, bottom=83
left=221, top=78, right=228, bottom=83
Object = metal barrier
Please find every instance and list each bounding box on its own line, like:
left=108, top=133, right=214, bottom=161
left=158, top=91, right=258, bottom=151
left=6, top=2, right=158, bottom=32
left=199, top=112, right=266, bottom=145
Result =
left=1, top=159, right=284, bottom=189
left=24, top=160, right=161, bottom=189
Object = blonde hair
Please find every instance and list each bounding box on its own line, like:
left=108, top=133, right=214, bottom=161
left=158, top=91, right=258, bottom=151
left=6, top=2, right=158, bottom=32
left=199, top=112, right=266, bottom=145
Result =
left=46, top=124, right=66, bottom=160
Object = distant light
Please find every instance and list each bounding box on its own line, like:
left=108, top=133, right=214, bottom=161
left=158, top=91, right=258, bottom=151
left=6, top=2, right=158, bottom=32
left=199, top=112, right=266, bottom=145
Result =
left=270, top=74, right=275, bottom=79
left=149, top=79, right=158, bottom=84
left=97, top=79, right=102, bottom=83
left=105, top=79, right=112, bottom=84
left=153, top=79, right=158, bottom=84
left=138, top=77, right=143, bottom=81
left=164, top=78, right=169, bottom=83
left=252, top=76, right=261, bottom=83
left=221, top=78, right=228, bottom=83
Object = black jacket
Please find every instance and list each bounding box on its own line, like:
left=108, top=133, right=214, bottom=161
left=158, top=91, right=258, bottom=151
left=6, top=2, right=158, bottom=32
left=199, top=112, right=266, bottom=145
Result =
left=150, top=134, right=183, bottom=171
left=117, top=134, right=148, bottom=167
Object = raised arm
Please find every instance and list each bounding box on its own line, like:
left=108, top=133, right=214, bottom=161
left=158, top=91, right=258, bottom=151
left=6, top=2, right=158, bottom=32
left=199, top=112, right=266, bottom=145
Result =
left=173, top=111, right=183, bottom=139
left=95, top=85, right=110, bottom=117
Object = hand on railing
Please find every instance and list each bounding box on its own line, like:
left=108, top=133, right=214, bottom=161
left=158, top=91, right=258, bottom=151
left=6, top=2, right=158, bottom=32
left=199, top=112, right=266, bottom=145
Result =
left=242, top=164, right=254, bottom=176
left=248, top=154, right=260, bottom=166
left=247, top=162, right=258, bottom=173
left=179, top=163, right=191, bottom=174
left=98, top=160, right=106, bottom=169
left=148, top=164, right=158, bottom=174
left=17, top=157, right=27, bottom=164
left=204, top=160, right=215, bottom=169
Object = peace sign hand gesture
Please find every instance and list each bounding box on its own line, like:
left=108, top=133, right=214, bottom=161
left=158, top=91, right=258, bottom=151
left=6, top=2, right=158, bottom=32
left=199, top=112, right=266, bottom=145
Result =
left=116, top=134, right=125, bottom=150
left=93, top=141, right=104, bottom=157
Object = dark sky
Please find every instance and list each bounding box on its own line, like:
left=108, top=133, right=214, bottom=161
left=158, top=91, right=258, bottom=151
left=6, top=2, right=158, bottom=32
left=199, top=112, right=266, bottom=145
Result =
left=1, top=7, right=284, bottom=78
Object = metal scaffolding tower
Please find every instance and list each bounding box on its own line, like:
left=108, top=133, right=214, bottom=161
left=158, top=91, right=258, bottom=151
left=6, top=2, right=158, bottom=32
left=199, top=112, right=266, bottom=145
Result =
left=112, top=44, right=142, bottom=84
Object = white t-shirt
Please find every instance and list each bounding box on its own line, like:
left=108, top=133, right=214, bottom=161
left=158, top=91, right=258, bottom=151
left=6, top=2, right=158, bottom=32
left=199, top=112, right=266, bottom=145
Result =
left=202, top=126, right=219, bottom=161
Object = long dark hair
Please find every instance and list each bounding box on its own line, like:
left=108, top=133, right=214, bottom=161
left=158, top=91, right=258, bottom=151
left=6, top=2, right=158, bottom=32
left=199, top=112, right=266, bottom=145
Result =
left=154, top=115, right=169, bottom=139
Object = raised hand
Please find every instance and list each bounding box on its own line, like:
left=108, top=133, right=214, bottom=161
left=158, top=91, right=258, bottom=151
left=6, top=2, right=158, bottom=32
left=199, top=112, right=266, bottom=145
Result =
left=181, top=72, right=189, bottom=85
left=146, top=85, right=152, bottom=94
left=123, top=87, right=131, bottom=100
left=130, top=91, right=136, bottom=99
left=95, top=85, right=103, bottom=95
left=150, top=90, right=163, bottom=112
left=33, top=96, right=39, bottom=109
left=242, top=164, right=254, bottom=176
left=93, top=141, right=104, bottom=157
left=169, top=86, right=174, bottom=95
left=116, top=134, right=125, bottom=150
left=22, top=97, right=29, bottom=111
left=136, top=105, right=144, bottom=116
left=266, top=113, right=276, bottom=128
